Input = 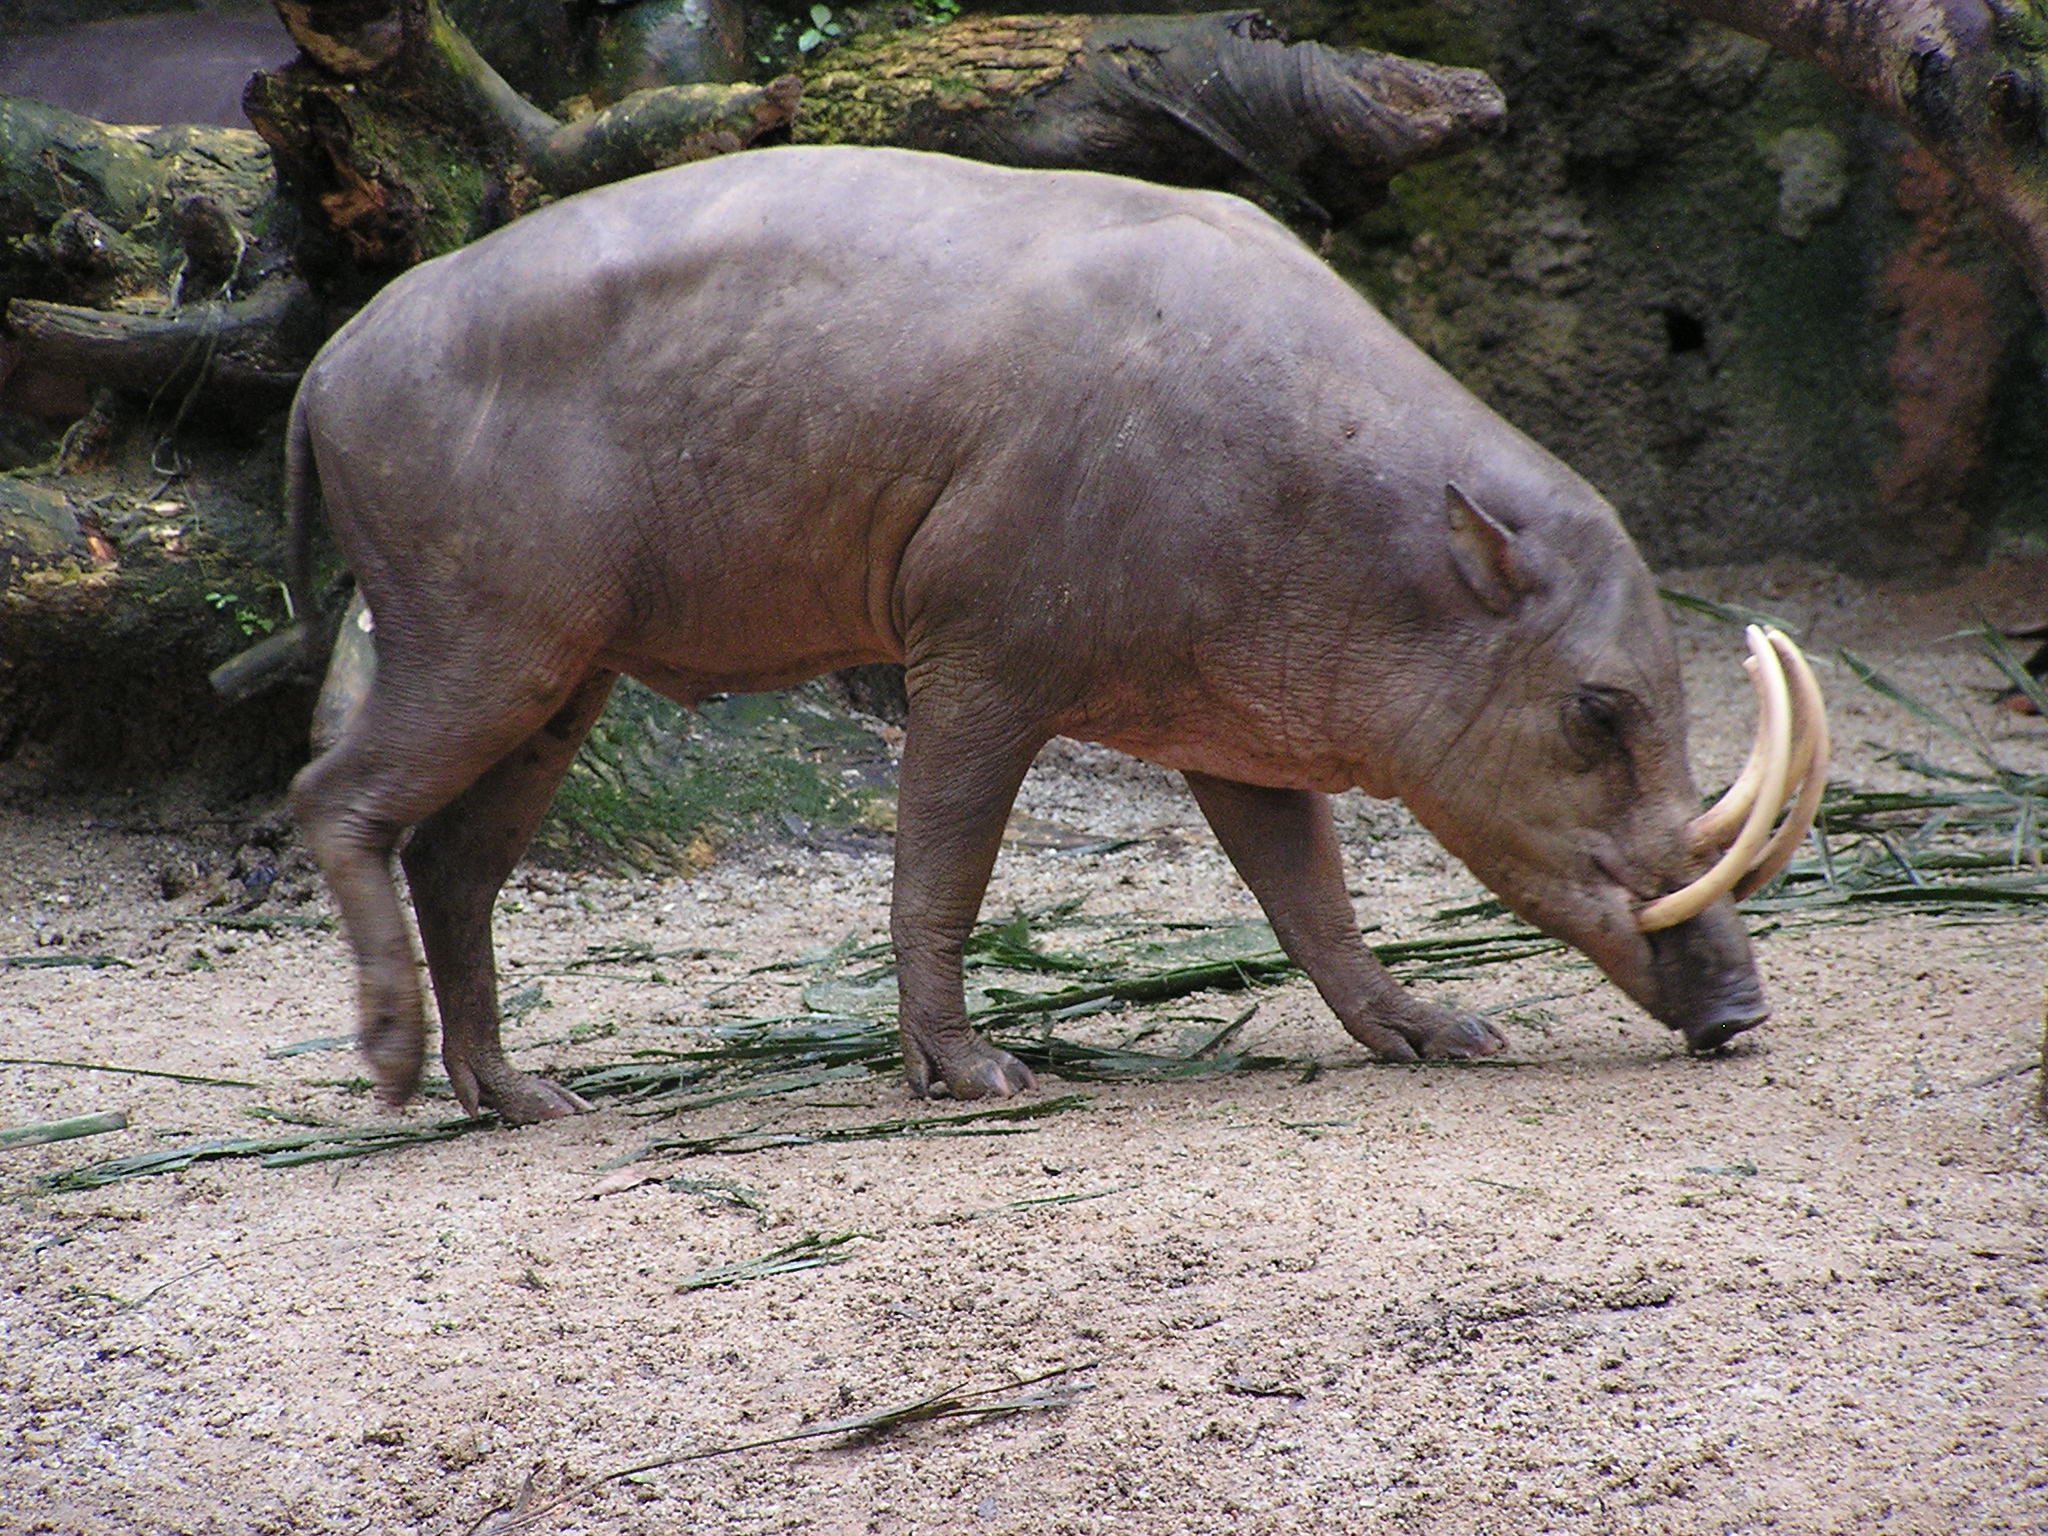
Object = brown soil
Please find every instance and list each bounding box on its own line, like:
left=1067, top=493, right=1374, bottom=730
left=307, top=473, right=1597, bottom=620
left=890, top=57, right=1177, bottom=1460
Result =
left=3, top=559, right=2044, bottom=1536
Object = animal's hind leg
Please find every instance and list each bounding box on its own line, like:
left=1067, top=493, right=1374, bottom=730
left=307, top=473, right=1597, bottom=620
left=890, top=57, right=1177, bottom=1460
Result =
left=289, top=647, right=599, bottom=1113
left=402, top=670, right=617, bottom=1124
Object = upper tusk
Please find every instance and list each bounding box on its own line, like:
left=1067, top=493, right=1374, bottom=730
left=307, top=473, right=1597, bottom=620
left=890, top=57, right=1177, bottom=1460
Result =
left=1731, top=628, right=1830, bottom=901
left=1638, top=625, right=1794, bottom=932
left=1689, top=657, right=1771, bottom=854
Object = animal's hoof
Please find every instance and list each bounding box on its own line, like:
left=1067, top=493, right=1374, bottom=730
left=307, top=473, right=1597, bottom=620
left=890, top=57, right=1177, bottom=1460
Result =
left=949, top=1048, right=1035, bottom=1100
left=453, top=1054, right=593, bottom=1124
left=1365, top=1030, right=1422, bottom=1063
left=485, top=1075, right=593, bottom=1125
left=359, top=1005, right=427, bottom=1108
left=1419, top=1010, right=1509, bottom=1060
left=904, top=1036, right=1035, bottom=1100
left=1681, top=1015, right=1762, bottom=1054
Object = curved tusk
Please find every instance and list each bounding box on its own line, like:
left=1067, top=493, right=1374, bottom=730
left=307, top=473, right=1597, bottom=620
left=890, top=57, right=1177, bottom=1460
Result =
left=1638, top=625, right=1794, bottom=932
left=1731, top=628, right=1830, bottom=901
left=1689, top=658, right=1772, bottom=854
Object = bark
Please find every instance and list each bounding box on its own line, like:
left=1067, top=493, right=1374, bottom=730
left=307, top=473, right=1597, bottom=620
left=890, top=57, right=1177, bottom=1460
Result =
left=244, top=0, right=799, bottom=288
left=0, top=94, right=299, bottom=414
left=1667, top=0, right=2048, bottom=312
left=796, top=11, right=1505, bottom=222
left=438, top=0, right=751, bottom=103
left=8, top=277, right=318, bottom=409
left=0, top=95, right=282, bottom=307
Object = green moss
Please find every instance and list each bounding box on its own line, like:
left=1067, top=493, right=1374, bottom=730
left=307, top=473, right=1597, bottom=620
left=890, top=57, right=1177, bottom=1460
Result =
left=1324, top=150, right=1501, bottom=346
left=1994, top=1, right=2048, bottom=52
left=1385, top=156, right=1495, bottom=246
left=1743, top=50, right=1862, bottom=135
left=343, top=103, right=493, bottom=260
left=793, top=18, right=1080, bottom=146
left=789, top=30, right=931, bottom=146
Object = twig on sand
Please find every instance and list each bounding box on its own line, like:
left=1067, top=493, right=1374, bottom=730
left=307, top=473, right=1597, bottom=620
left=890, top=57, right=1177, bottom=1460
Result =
left=461, top=1361, right=1096, bottom=1536
left=0, top=1056, right=261, bottom=1088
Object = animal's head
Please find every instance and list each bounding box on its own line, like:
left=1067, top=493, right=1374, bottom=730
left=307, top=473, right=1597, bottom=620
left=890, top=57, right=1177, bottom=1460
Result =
left=1389, top=483, right=1827, bottom=1051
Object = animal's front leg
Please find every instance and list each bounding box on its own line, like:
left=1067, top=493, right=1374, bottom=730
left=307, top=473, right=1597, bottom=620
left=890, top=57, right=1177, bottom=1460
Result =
left=890, top=681, right=1047, bottom=1099
left=1182, top=772, right=1506, bottom=1061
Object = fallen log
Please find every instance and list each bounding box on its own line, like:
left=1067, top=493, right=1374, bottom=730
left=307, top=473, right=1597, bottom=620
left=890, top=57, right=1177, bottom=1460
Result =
left=797, top=11, right=1505, bottom=221
left=7, top=276, right=319, bottom=411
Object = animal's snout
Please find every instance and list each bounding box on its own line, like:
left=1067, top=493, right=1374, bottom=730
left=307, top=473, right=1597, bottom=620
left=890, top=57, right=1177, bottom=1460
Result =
left=1642, top=903, right=1767, bottom=1051
left=1674, top=970, right=1768, bottom=1052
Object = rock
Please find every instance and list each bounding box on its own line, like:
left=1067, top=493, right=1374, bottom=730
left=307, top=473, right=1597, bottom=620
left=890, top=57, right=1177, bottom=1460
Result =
left=1768, top=127, right=1850, bottom=242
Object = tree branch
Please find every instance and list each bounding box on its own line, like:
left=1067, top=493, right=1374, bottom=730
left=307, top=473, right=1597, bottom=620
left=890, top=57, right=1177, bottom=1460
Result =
left=5, top=277, right=319, bottom=407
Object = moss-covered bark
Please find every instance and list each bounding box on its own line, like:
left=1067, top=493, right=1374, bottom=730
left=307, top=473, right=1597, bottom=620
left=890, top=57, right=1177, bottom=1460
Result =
left=796, top=15, right=1086, bottom=149
left=245, top=0, right=797, bottom=296
left=0, top=96, right=280, bottom=310
left=795, top=12, right=1503, bottom=222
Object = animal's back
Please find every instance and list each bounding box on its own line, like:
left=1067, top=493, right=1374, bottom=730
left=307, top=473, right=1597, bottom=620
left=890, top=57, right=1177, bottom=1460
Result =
left=295, top=147, right=1396, bottom=694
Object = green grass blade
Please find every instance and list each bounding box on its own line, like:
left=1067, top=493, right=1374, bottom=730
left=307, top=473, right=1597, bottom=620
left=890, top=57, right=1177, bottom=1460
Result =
left=1658, top=589, right=1796, bottom=632
left=44, top=1115, right=491, bottom=1189
left=1977, top=622, right=2048, bottom=717
left=633, top=1094, right=1089, bottom=1161
left=0, top=1111, right=128, bottom=1150
left=0, top=1056, right=260, bottom=1088
left=674, top=1231, right=865, bottom=1292
left=1839, top=649, right=1984, bottom=755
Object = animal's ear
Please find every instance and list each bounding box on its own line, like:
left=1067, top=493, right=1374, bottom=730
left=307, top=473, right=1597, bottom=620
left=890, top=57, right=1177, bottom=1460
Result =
left=1444, top=483, right=1531, bottom=615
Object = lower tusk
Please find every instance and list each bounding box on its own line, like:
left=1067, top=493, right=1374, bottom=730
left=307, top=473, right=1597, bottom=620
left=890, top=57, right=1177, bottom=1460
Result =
left=1731, top=628, right=1830, bottom=901
left=1639, top=625, right=1794, bottom=932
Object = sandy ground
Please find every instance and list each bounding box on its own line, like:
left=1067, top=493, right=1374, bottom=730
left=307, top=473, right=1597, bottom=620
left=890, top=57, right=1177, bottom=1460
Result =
left=2, top=558, right=2044, bottom=1536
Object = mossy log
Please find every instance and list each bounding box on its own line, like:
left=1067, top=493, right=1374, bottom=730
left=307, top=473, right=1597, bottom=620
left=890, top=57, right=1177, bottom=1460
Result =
left=245, top=0, right=800, bottom=290
left=797, top=11, right=1504, bottom=222
left=0, top=95, right=281, bottom=308
left=0, top=93, right=305, bottom=416
left=8, top=277, right=318, bottom=409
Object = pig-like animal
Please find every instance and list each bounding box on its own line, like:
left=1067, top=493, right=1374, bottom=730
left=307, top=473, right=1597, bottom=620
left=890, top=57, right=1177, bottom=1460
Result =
left=288, top=146, right=1826, bottom=1125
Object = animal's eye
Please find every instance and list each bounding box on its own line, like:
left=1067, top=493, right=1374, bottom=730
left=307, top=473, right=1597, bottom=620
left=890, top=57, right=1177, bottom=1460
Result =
left=1563, top=685, right=1636, bottom=766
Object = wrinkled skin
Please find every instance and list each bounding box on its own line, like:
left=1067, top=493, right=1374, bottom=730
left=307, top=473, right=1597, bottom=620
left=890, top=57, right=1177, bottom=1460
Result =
left=288, top=146, right=1765, bottom=1125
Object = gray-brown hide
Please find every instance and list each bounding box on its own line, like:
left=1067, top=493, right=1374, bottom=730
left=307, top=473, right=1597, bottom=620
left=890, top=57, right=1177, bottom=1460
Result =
left=289, top=145, right=1765, bottom=1125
